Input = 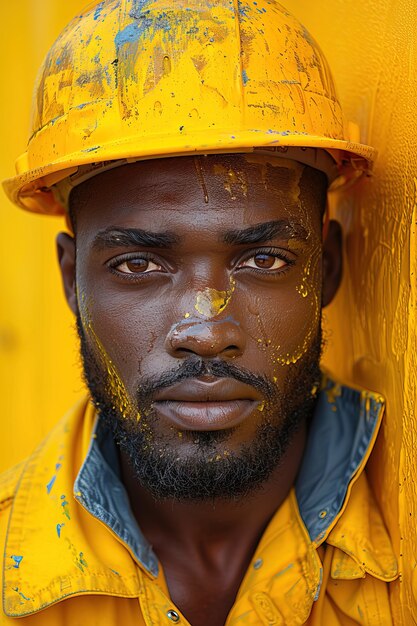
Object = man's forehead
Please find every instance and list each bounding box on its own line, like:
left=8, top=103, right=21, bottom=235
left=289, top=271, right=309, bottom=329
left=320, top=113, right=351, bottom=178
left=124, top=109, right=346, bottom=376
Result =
left=70, top=154, right=326, bottom=235
left=74, top=154, right=305, bottom=193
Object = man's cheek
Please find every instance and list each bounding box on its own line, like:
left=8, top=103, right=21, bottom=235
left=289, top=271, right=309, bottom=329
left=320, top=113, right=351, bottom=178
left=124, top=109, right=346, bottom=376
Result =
left=253, top=287, right=321, bottom=370
left=76, top=291, right=141, bottom=421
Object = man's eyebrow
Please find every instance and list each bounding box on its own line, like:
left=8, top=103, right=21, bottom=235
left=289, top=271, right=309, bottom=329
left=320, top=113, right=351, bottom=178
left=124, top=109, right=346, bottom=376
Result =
left=222, top=220, right=308, bottom=245
left=92, top=227, right=179, bottom=250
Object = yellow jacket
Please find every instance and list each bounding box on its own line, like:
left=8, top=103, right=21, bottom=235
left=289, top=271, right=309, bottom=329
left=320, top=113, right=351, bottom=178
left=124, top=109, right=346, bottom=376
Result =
left=0, top=377, right=398, bottom=625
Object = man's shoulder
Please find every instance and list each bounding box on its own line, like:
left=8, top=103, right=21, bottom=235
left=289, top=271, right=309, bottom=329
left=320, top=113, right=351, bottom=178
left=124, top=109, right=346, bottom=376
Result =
left=0, top=396, right=92, bottom=516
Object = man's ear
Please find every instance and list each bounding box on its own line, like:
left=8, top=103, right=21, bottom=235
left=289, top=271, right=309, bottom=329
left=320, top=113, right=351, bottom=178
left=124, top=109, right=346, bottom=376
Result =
left=56, top=232, right=78, bottom=315
left=322, top=219, right=343, bottom=307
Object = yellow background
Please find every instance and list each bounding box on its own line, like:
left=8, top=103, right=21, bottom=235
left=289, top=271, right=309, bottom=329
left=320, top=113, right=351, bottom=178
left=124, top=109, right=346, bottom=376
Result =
left=0, top=1, right=415, bottom=622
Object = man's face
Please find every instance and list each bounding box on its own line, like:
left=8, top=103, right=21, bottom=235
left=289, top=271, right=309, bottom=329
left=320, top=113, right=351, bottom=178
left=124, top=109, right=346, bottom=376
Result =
left=60, top=154, right=340, bottom=501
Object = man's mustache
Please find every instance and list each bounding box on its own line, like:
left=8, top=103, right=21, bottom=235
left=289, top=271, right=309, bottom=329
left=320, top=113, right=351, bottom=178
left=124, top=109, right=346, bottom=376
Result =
left=136, top=358, right=277, bottom=407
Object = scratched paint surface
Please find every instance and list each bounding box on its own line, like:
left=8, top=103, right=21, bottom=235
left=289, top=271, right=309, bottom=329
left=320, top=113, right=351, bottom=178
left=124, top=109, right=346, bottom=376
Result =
left=0, top=1, right=415, bottom=622
left=6, top=0, right=356, bottom=214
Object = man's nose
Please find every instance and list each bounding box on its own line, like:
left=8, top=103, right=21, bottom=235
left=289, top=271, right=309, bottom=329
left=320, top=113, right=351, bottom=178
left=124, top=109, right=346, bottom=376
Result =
left=166, top=318, right=246, bottom=359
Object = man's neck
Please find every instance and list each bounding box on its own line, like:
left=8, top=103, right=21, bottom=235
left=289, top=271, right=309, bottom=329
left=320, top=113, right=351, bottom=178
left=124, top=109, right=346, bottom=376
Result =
left=119, top=424, right=307, bottom=626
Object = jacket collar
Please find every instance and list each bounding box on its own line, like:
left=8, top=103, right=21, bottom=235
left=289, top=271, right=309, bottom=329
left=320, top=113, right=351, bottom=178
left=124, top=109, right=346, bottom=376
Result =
left=295, top=374, right=385, bottom=543
left=3, top=377, right=397, bottom=618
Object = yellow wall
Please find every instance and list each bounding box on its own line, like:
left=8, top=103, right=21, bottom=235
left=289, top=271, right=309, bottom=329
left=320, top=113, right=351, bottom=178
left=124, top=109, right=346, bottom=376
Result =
left=0, top=1, right=415, bottom=622
left=284, top=1, right=417, bottom=621
left=0, top=0, right=86, bottom=467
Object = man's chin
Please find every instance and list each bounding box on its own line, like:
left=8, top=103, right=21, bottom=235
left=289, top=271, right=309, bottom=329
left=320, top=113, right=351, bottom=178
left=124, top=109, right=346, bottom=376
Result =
left=104, top=410, right=307, bottom=502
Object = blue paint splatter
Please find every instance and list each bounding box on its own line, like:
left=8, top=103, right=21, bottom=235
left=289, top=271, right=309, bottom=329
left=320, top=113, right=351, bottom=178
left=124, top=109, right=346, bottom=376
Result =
left=56, top=524, right=65, bottom=538
left=12, top=588, right=32, bottom=602
left=242, top=69, right=250, bottom=85
left=115, top=15, right=156, bottom=47
left=76, top=552, right=88, bottom=572
left=130, top=0, right=153, bottom=18
left=46, top=476, right=57, bottom=494
left=156, top=12, right=172, bottom=32
left=61, top=495, right=71, bottom=520
left=238, top=1, right=251, bottom=18
left=94, top=2, right=104, bottom=20
left=46, top=461, right=63, bottom=494
left=11, top=556, right=23, bottom=569
left=115, top=23, right=141, bottom=46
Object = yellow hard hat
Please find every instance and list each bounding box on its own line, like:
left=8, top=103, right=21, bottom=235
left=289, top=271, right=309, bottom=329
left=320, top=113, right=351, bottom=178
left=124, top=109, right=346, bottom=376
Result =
left=3, top=0, right=375, bottom=216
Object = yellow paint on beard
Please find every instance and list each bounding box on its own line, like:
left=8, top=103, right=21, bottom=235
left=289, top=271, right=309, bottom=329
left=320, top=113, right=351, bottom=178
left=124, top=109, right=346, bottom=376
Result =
left=78, top=297, right=139, bottom=421
left=86, top=322, right=137, bottom=419
left=194, top=278, right=236, bottom=318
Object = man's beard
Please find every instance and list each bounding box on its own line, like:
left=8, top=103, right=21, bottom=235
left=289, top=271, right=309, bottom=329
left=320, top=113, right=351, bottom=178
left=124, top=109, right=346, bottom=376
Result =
left=77, top=315, right=322, bottom=502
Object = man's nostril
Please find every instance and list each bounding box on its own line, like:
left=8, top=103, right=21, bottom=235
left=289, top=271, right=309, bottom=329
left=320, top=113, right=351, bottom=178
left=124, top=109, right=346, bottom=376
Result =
left=176, top=347, right=198, bottom=356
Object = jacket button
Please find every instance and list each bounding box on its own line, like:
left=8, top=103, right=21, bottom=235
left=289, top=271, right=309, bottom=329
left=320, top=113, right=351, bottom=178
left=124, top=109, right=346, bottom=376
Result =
left=167, top=609, right=180, bottom=622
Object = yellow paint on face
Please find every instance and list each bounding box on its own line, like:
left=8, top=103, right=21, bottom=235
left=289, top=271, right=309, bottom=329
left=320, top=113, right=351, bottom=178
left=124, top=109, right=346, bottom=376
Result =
left=195, top=288, right=231, bottom=317
left=296, top=258, right=311, bottom=299
left=78, top=294, right=138, bottom=421
left=193, top=156, right=209, bottom=204
left=212, top=163, right=248, bottom=200
left=86, top=321, right=138, bottom=420
left=241, top=158, right=316, bottom=363
left=295, top=243, right=321, bottom=301
left=268, top=325, right=317, bottom=366
left=266, top=239, right=322, bottom=366
left=243, top=155, right=305, bottom=204
left=266, top=280, right=322, bottom=367
left=194, top=277, right=236, bottom=318
left=252, top=257, right=321, bottom=368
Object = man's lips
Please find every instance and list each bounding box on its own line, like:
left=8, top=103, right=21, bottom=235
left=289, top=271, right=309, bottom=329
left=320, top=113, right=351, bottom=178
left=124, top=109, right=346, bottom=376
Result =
left=152, top=378, right=262, bottom=431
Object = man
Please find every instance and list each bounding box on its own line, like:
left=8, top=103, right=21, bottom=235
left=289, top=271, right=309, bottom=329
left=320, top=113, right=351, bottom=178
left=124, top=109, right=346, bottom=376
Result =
left=1, top=1, right=397, bottom=624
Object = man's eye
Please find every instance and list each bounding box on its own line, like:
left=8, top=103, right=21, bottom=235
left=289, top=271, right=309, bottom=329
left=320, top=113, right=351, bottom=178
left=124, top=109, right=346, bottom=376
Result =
left=113, top=258, right=162, bottom=274
left=240, top=253, right=288, bottom=271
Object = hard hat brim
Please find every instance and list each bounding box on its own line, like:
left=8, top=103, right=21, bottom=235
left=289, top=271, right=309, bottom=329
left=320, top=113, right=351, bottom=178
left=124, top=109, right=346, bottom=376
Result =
left=3, top=129, right=375, bottom=216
